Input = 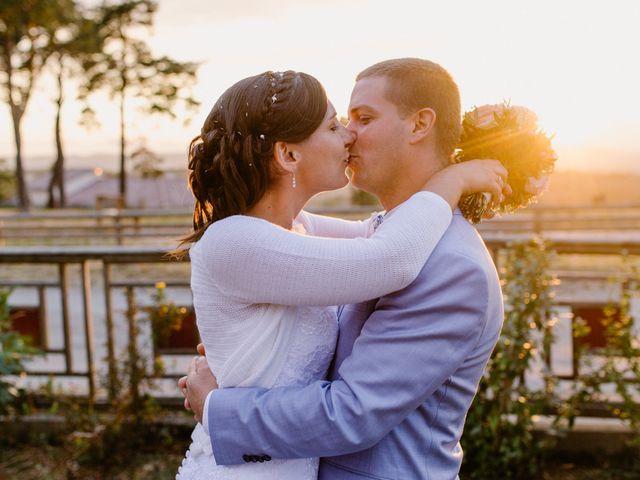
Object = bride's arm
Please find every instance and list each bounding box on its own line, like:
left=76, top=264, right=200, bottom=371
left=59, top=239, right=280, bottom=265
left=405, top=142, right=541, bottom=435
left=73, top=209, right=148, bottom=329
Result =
left=295, top=210, right=373, bottom=239
left=198, top=159, right=507, bottom=307
left=200, top=191, right=451, bottom=307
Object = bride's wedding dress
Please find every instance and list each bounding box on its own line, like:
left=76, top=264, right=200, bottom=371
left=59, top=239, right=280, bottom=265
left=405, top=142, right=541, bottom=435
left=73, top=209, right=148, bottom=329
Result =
left=176, top=305, right=337, bottom=479
left=175, top=192, right=452, bottom=479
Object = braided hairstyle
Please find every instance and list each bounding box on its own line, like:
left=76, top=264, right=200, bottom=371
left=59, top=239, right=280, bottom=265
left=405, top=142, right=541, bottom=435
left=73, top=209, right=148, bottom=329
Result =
left=179, top=71, right=328, bottom=249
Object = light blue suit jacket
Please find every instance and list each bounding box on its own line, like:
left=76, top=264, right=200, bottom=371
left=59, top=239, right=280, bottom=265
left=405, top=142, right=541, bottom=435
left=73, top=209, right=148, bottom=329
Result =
left=208, top=212, right=504, bottom=479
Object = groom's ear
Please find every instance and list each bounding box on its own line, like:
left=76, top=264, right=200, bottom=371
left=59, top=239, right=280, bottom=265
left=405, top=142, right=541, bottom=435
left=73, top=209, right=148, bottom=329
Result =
left=408, top=107, right=436, bottom=145
left=273, top=141, right=300, bottom=174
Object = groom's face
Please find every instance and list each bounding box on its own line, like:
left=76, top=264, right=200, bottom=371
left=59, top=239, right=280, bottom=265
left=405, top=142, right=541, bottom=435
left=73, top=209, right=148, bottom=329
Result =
left=347, top=76, right=409, bottom=197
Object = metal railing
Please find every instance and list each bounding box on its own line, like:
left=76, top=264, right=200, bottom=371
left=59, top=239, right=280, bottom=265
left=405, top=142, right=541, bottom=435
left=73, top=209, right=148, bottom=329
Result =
left=0, top=234, right=639, bottom=404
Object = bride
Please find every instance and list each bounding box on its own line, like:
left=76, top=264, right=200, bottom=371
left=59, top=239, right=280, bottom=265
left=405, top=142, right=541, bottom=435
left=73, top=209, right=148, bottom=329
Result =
left=175, top=70, right=507, bottom=479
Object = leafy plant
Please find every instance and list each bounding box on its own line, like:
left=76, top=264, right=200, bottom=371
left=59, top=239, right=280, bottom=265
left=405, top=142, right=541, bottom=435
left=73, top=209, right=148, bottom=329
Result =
left=462, top=241, right=640, bottom=478
left=565, top=261, right=640, bottom=442
left=0, top=289, right=41, bottom=414
left=461, top=238, right=558, bottom=479
left=144, top=282, right=190, bottom=357
left=60, top=282, right=192, bottom=473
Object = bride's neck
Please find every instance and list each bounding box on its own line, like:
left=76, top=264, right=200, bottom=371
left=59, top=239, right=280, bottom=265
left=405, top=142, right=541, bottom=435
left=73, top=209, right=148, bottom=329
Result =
left=245, top=180, right=309, bottom=230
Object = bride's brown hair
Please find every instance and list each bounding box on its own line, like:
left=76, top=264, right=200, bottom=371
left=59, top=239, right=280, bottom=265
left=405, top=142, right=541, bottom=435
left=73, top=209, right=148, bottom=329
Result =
left=178, top=71, right=327, bottom=251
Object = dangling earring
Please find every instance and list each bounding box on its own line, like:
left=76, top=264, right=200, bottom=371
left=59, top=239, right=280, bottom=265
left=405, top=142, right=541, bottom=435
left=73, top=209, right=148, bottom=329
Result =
left=292, top=173, right=297, bottom=189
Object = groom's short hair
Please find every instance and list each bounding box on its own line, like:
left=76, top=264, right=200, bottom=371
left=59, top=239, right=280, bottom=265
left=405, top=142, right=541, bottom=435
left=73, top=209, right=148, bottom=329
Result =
left=357, top=58, right=461, bottom=162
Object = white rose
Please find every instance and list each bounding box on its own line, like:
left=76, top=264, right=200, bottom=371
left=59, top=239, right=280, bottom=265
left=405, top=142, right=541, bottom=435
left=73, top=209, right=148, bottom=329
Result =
left=524, top=175, right=550, bottom=196
left=470, top=104, right=539, bottom=130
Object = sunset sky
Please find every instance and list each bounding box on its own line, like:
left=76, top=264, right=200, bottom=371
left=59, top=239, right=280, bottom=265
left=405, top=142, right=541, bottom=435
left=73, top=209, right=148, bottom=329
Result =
left=1, top=0, right=639, bottom=171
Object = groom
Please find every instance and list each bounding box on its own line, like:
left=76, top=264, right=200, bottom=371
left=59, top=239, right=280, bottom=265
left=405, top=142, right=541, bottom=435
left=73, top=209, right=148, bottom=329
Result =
left=183, top=58, right=504, bottom=479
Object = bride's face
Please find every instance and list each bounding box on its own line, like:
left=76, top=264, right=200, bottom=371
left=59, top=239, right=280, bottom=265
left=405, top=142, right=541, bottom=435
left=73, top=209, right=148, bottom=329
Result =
left=291, top=102, right=355, bottom=195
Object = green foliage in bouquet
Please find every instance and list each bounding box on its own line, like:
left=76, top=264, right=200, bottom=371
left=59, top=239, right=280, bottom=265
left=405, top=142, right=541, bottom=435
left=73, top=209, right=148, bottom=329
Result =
left=454, top=103, right=557, bottom=223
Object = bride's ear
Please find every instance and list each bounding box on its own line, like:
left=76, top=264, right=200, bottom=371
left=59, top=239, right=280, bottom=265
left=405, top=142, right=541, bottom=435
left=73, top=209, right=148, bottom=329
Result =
left=274, top=141, right=301, bottom=174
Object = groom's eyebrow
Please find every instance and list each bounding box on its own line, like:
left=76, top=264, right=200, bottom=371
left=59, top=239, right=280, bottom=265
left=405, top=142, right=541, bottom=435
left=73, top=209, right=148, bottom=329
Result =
left=349, top=105, right=374, bottom=115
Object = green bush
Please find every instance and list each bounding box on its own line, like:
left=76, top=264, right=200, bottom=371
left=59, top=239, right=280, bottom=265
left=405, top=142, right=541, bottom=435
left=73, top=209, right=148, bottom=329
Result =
left=61, top=283, right=191, bottom=474
left=567, top=261, right=640, bottom=440
left=0, top=289, right=40, bottom=414
left=461, top=238, right=557, bottom=479
left=461, top=240, right=640, bottom=479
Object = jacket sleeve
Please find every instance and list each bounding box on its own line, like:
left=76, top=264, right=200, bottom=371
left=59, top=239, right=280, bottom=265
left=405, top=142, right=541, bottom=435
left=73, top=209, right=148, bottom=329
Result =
left=207, top=250, right=491, bottom=463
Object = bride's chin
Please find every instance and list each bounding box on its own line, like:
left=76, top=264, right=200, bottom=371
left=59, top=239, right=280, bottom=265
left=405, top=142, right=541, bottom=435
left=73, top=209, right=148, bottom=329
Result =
left=312, top=173, right=349, bottom=193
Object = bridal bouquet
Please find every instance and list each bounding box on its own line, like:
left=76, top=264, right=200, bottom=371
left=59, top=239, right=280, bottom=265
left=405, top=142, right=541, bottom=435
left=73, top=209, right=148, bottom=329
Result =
left=453, top=103, right=557, bottom=223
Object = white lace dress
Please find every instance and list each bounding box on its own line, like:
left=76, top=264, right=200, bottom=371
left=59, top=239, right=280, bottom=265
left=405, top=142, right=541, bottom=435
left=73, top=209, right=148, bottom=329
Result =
left=175, top=192, right=452, bottom=480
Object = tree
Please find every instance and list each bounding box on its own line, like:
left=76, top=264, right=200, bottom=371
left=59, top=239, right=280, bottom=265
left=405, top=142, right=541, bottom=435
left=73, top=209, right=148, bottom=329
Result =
left=131, top=142, right=163, bottom=179
left=45, top=4, right=103, bottom=208
left=0, top=158, right=15, bottom=203
left=80, top=0, right=199, bottom=207
left=0, top=0, right=64, bottom=209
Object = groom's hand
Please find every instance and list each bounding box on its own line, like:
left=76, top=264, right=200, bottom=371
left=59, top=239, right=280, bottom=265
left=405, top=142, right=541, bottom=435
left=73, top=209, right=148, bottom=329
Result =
left=185, top=355, right=219, bottom=423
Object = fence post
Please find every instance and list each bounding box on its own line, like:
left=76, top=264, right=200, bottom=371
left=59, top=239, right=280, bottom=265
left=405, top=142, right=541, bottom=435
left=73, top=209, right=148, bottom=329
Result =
left=103, top=263, right=117, bottom=402
left=58, top=263, right=73, bottom=374
left=126, top=286, right=140, bottom=406
left=81, top=260, right=96, bottom=406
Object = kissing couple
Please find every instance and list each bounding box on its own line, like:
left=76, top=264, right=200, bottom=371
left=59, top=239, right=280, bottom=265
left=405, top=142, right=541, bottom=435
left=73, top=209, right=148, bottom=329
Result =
left=175, top=57, right=548, bottom=479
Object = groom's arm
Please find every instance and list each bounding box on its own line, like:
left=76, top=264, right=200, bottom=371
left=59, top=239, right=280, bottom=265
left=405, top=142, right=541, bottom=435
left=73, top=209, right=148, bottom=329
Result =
left=206, top=250, right=491, bottom=465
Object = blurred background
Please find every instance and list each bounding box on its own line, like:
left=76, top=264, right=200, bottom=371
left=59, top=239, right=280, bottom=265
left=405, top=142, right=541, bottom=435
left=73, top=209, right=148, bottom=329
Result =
left=1, top=1, right=640, bottom=479
left=1, top=0, right=639, bottom=210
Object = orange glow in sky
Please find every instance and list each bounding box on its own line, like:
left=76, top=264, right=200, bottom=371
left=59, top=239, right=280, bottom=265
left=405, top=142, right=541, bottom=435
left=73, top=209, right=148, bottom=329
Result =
left=1, top=0, right=639, bottom=172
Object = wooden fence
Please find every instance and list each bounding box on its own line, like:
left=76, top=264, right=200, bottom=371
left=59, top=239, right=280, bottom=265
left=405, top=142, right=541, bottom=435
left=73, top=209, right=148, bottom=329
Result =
left=1, top=219, right=639, bottom=405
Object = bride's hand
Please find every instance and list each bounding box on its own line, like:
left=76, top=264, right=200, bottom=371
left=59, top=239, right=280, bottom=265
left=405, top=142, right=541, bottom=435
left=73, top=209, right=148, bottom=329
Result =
left=423, top=159, right=509, bottom=210
left=178, top=343, right=208, bottom=411
left=185, top=355, right=219, bottom=423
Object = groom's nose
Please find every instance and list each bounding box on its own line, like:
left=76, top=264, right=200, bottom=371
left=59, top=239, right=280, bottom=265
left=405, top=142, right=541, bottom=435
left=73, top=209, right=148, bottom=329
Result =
left=346, top=120, right=358, bottom=138
left=345, top=128, right=356, bottom=148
